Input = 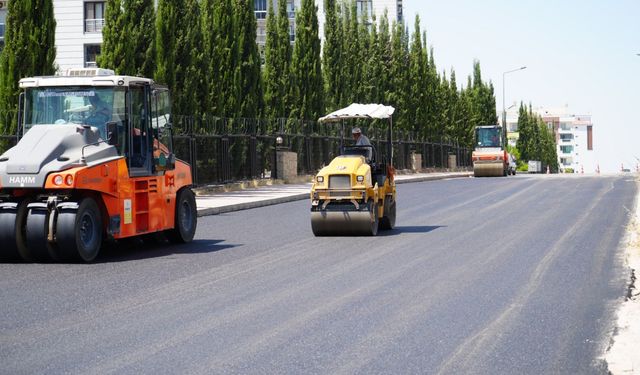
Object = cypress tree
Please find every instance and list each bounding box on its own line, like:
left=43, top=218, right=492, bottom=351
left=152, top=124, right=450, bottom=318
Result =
left=155, top=0, right=203, bottom=116
left=516, top=103, right=531, bottom=160
left=99, top=0, right=154, bottom=76
left=263, top=0, right=291, bottom=119
left=98, top=0, right=130, bottom=73
left=213, top=0, right=237, bottom=117
left=202, top=0, right=236, bottom=117
left=263, top=0, right=279, bottom=119
left=362, top=14, right=382, bottom=104
left=408, top=16, right=427, bottom=135
left=125, top=0, right=156, bottom=77
left=339, top=3, right=355, bottom=106
left=377, top=11, right=392, bottom=106
left=233, top=0, right=263, bottom=118
left=290, top=0, right=323, bottom=120
left=0, top=0, right=57, bottom=134
left=387, top=21, right=409, bottom=130
left=322, top=0, right=342, bottom=111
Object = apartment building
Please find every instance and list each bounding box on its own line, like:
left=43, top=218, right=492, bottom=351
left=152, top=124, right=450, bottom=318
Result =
left=502, top=105, right=596, bottom=173
left=0, top=0, right=103, bottom=69
left=255, top=0, right=403, bottom=50
left=0, top=0, right=8, bottom=49
left=540, top=110, right=594, bottom=173
left=54, top=0, right=105, bottom=71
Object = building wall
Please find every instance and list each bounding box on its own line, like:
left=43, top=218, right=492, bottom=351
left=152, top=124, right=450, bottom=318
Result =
left=256, top=0, right=403, bottom=49
left=53, top=0, right=104, bottom=72
left=0, top=0, right=7, bottom=48
left=549, top=114, right=595, bottom=173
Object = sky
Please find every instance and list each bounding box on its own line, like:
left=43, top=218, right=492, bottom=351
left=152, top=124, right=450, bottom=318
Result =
left=403, top=0, right=640, bottom=173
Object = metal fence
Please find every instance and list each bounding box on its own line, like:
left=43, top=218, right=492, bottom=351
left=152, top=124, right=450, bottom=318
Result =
left=0, top=116, right=471, bottom=186
left=172, top=116, right=471, bottom=186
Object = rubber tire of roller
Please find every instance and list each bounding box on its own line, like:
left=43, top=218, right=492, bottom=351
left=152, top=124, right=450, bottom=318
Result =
left=379, top=196, right=396, bottom=231
left=167, top=188, right=197, bottom=244
left=25, top=208, right=57, bottom=262
left=0, top=199, right=32, bottom=262
left=56, top=198, right=102, bottom=262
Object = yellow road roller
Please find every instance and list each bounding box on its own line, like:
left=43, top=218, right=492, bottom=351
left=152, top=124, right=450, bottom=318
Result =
left=310, top=104, right=397, bottom=236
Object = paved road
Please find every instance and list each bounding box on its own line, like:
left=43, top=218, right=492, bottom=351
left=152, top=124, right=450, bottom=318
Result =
left=0, top=175, right=636, bottom=374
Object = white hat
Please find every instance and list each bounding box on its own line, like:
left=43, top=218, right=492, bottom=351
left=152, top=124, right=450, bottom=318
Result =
left=352, top=127, right=362, bottom=134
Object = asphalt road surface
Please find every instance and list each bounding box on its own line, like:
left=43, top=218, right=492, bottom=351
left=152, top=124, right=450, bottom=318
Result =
left=0, top=174, right=636, bottom=374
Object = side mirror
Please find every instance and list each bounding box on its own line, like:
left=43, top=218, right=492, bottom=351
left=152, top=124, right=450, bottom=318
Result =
left=166, top=153, right=176, bottom=169
left=106, top=121, right=119, bottom=146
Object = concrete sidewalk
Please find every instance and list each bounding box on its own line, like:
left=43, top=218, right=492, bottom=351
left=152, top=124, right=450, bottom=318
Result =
left=195, top=171, right=472, bottom=217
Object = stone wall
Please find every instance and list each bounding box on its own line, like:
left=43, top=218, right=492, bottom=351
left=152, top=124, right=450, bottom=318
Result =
left=448, top=154, right=457, bottom=169
left=276, top=151, right=297, bottom=180
left=410, top=152, right=422, bottom=171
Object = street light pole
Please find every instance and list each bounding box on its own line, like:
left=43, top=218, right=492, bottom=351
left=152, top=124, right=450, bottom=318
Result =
left=502, top=66, right=527, bottom=133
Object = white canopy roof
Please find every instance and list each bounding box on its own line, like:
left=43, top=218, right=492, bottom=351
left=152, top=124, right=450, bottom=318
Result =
left=318, top=103, right=395, bottom=123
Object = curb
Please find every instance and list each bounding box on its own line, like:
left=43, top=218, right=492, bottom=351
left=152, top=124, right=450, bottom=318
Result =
left=197, top=193, right=309, bottom=217
left=395, top=172, right=472, bottom=184
left=196, top=172, right=472, bottom=217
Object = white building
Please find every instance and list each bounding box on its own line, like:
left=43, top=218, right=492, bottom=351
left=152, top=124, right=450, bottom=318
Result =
left=0, top=0, right=104, bottom=70
left=502, top=105, right=596, bottom=173
left=0, top=0, right=9, bottom=49
left=538, top=108, right=595, bottom=173
left=53, top=0, right=105, bottom=71
left=255, top=0, right=403, bottom=49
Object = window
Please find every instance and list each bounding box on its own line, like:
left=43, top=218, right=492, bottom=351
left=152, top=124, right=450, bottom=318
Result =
left=151, top=88, right=173, bottom=171
left=560, top=145, right=573, bottom=154
left=85, top=2, right=106, bottom=33
left=356, top=0, right=373, bottom=22
left=254, top=0, right=267, bottom=20
left=84, top=44, right=101, bottom=68
left=560, top=133, right=573, bottom=142
left=0, top=8, right=6, bottom=44
left=287, top=1, right=295, bottom=18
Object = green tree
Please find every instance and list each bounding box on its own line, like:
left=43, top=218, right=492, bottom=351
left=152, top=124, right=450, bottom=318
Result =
left=322, top=0, right=342, bottom=111
left=155, top=0, right=204, bottom=116
left=289, top=0, right=323, bottom=120
left=125, top=0, right=156, bottom=77
left=515, top=103, right=531, bottom=160
left=99, top=0, right=129, bottom=73
left=264, top=0, right=292, bottom=119
left=0, top=0, right=57, bottom=134
left=234, top=0, right=263, bottom=118
left=362, top=14, right=383, bottom=104
left=376, top=12, right=392, bottom=106
left=99, top=0, right=155, bottom=76
left=202, top=0, right=237, bottom=117
left=386, top=21, right=409, bottom=130
left=408, top=15, right=427, bottom=135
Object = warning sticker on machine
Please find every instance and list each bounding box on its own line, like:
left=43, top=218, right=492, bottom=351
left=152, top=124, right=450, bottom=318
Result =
left=124, top=199, right=132, bottom=224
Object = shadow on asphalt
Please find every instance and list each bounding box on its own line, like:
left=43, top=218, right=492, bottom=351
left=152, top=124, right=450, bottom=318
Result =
left=379, top=225, right=445, bottom=236
left=95, top=238, right=239, bottom=263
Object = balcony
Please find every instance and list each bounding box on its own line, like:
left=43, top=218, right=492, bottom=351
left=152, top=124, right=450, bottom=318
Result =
left=85, top=18, right=105, bottom=33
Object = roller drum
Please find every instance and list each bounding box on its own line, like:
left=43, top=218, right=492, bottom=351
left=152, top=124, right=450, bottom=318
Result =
left=473, top=162, right=505, bottom=177
left=311, top=201, right=378, bottom=236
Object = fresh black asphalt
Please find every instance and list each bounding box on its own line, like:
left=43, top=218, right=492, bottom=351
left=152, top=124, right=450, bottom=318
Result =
left=0, top=174, right=636, bottom=374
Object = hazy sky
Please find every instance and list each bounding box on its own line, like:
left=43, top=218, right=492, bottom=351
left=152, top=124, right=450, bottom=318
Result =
left=403, top=0, right=640, bottom=172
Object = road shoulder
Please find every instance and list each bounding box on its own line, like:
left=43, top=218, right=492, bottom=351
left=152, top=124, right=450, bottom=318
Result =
left=605, top=179, right=640, bottom=374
